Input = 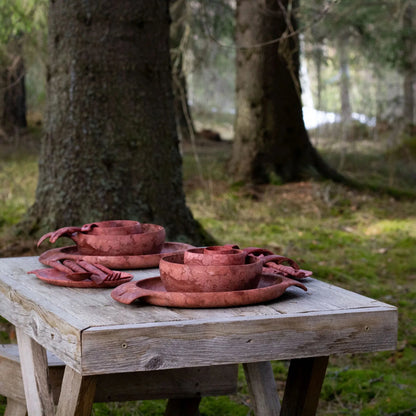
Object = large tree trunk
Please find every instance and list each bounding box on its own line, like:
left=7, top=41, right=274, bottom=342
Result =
left=23, top=0, right=209, bottom=245
left=231, top=0, right=340, bottom=184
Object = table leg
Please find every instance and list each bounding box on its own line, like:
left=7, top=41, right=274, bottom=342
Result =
left=15, top=327, right=55, bottom=415
left=165, top=397, right=201, bottom=416
left=243, top=362, right=281, bottom=416
left=55, top=366, right=97, bottom=416
left=280, top=356, right=329, bottom=416
left=4, top=398, right=27, bottom=416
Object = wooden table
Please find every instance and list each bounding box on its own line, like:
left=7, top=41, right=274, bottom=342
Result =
left=0, top=256, right=397, bottom=416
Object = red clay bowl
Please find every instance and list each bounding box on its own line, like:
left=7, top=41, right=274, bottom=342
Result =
left=71, top=223, right=165, bottom=256
left=85, top=220, right=142, bottom=235
left=159, top=253, right=263, bottom=293
left=184, top=247, right=246, bottom=266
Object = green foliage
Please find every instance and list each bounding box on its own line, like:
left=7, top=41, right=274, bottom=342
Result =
left=298, top=0, right=415, bottom=124
left=301, top=0, right=413, bottom=72
left=186, top=0, right=236, bottom=111
left=0, top=0, right=47, bottom=112
left=388, top=134, right=416, bottom=160
left=0, top=0, right=47, bottom=46
left=0, top=0, right=30, bottom=43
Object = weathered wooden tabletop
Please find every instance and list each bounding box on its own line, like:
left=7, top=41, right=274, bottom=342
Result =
left=0, top=256, right=397, bottom=376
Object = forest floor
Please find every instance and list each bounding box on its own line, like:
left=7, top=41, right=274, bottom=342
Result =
left=0, top=119, right=416, bottom=415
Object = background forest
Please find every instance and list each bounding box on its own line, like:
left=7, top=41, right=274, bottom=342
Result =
left=0, top=0, right=415, bottom=415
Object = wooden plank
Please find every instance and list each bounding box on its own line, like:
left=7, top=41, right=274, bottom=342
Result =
left=268, top=278, right=390, bottom=315
left=0, top=343, right=21, bottom=361
left=280, top=356, right=329, bottom=416
left=15, top=328, right=55, bottom=416
left=93, top=365, right=238, bottom=401
left=1, top=343, right=70, bottom=367
left=0, top=344, right=237, bottom=404
left=0, top=344, right=77, bottom=404
left=243, top=361, right=281, bottom=416
left=0, top=345, right=27, bottom=403
left=56, top=366, right=96, bottom=416
left=4, top=399, right=27, bottom=416
left=0, top=261, right=84, bottom=370
left=81, top=307, right=397, bottom=374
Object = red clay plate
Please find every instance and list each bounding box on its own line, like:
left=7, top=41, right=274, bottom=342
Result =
left=111, top=274, right=307, bottom=308
left=29, top=268, right=133, bottom=288
left=38, top=242, right=195, bottom=270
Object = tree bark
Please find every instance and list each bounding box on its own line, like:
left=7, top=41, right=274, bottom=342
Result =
left=314, top=45, right=323, bottom=110
left=2, top=52, right=27, bottom=131
left=170, top=0, right=195, bottom=143
left=338, top=35, right=352, bottom=141
left=22, top=0, right=209, bottom=245
left=231, top=0, right=339, bottom=184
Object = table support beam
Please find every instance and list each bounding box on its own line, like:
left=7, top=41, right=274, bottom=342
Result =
left=56, top=366, right=97, bottom=416
left=280, top=356, right=329, bottom=416
left=15, top=327, right=55, bottom=416
left=165, top=397, right=201, bottom=416
left=243, top=361, right=281, bottom=416
left=4, top=398, right=27, bottom=416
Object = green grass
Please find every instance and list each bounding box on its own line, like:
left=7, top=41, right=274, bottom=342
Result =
left=1, top=126, right=416, bottom=415
left=0, top=152, right=37, bottom=228
left=92, top=396, right=250, bottom=416
left=185, top=183, right=416, bottom=415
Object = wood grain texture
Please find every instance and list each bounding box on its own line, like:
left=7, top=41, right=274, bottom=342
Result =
left=55, top=366, right=96, bottom=416
left=92, top=365, right=238, bottom=401
left=0, top=344, right=238, bottom=405
left=15, top=328, right=55, bottom=415
left=0, top=258, right=84, bottom=370
left=3, top=399, right=27, bottom=416
left=280, top=356, right=329, bottom=416
left=0, top=346, right=27, bottom=403
left=0, top=256, right=398, bottom=376
left=243, top=362, right=281, bottom=416
left=81, top=308, right=397, bottom=374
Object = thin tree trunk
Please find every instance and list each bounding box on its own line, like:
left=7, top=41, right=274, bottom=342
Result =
left=338, top=36, right=352, bottom=128
left=22, top=0, right=210, bottom=245
left=2, top=54, right=27, bottom=130
left=231, top=0, right=341, bottom=184
left=170, top=0, right=195, bottom=143
left=403, top=71, right=414, bottom=132
left=403, top=3, right=415, bottom=132
left=314, top=46, right=323, bottom=110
